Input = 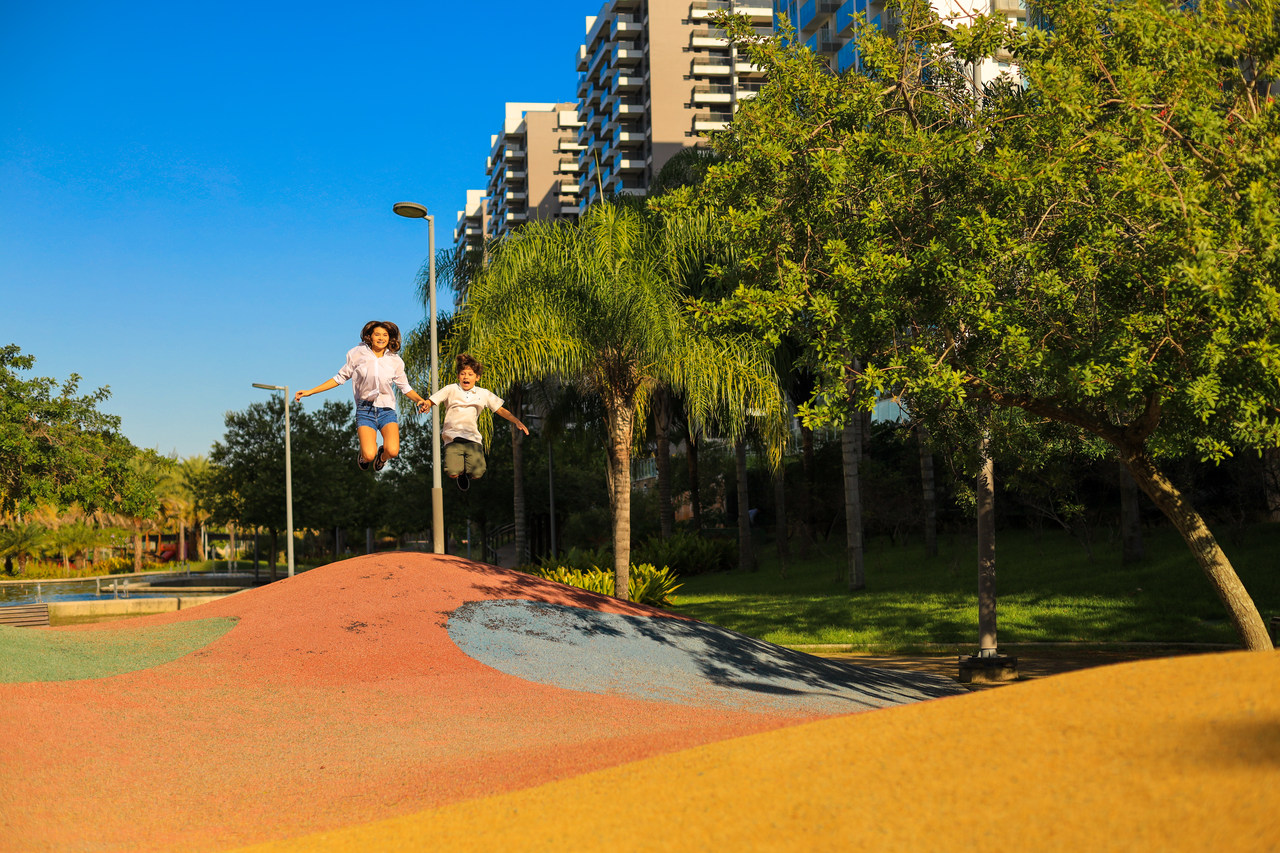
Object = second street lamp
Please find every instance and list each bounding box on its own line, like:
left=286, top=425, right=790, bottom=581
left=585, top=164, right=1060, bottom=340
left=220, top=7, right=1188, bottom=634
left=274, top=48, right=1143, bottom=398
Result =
left=251, top=382, right=295, bottom=577
left=393, top=201, right=444, bottom=554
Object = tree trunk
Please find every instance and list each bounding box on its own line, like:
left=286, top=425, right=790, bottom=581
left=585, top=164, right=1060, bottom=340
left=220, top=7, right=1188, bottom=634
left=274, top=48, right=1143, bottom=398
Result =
left=800, top=423, right=816, bottom=551
left=605, top=398, right=635, bottom=600
left=687, top=424, right=702, bottom=534
left=1124, top=451, right=1273, bottom=650
left=775, top=461, right=789, bottom=569
left=918, top=424, right=938, bottom=558
left=1264, top=447, right=1280, bottom=523
left=547, top=440, right=558, bottom=559
left=735, top=438, right=753, bottom=572
left=977, top=431, right=997, bottom=655
left=269, top=528, right=279, bottom=582
left=1119, top=461, right=1145, bottom=563
left=841, top=418, right=865, bottom=591
left=654, top=387, right=674, bottom=539
left=509, top=386, right=527, bottom=565
left=132, top=522, right=143, bottom=573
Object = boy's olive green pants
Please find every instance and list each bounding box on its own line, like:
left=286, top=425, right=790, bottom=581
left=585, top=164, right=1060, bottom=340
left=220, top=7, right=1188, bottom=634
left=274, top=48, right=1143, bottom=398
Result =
left=443, top=438, right=486, bottom=478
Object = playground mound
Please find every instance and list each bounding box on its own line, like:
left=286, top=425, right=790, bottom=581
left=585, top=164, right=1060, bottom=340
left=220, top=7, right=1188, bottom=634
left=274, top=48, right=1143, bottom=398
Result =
left=0, top=552, right=965, bottom=852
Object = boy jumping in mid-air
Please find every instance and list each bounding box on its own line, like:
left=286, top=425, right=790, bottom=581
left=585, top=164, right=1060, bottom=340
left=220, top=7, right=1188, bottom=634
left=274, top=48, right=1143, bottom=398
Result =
left=422, top=354, right=528, bottom=490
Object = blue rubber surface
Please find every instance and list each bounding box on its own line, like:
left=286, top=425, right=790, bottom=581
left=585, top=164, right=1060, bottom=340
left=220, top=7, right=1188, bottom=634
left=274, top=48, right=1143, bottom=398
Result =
left=447, top=599, right=968, bottom=715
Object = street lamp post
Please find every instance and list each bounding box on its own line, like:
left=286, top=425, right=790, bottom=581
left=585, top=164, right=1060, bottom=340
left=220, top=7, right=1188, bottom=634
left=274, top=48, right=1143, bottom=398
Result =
left=392, top=201, right=444, bottom=554
left=252, top=383, right=295, bottom=576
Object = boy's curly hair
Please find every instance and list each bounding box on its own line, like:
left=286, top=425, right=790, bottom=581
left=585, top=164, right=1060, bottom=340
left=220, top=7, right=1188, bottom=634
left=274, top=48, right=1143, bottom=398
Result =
left=456, top=353, right=484, bottom=377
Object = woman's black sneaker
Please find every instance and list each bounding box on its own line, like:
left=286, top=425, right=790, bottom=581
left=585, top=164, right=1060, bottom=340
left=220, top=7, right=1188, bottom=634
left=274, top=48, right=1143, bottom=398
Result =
left=357, top=454, right=371, bottom=471
left=374, top=447, right=389, bottom=471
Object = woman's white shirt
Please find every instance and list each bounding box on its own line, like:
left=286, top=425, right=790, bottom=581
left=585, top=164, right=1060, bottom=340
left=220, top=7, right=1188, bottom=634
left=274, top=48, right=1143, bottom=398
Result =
left=332, top=345, right=413, bottom=408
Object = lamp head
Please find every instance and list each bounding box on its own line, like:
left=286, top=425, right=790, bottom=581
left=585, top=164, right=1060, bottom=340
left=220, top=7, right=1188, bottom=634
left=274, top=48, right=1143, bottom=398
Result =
left=393, top=202, right=429, bottom=219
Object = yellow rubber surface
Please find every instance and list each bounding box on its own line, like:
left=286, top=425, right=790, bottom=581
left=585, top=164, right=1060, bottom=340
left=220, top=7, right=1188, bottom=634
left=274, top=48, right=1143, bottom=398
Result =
left=242, top=648, right=1280, bottom=852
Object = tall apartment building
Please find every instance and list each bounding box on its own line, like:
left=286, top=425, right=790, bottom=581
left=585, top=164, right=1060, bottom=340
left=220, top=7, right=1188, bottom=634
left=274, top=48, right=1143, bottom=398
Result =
left=576, top=0, right=774, bottom=206
left=774, top=0, right=1026, bottom=84
left=483, top=102, right=585, bottom=243
left=453, top=189, right=488, bottom=258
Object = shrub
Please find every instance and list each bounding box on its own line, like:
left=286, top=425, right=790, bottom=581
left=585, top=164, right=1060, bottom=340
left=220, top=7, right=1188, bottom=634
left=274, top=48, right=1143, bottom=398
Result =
left=536, top=566, right=614, bottom=597
left=633, top=532, right=736, bottom=576
left=532, top=562, right=683, bottom=608
left=626, top=563, right=683, bottom=607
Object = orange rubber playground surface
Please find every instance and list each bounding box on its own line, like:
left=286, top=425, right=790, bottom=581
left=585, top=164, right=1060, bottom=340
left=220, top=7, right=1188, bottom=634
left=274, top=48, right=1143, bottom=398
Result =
left=1, top=552, right=1277, bottom=852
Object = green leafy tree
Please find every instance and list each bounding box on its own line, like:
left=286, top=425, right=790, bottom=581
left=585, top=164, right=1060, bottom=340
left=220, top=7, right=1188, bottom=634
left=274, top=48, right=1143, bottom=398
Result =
left=0, top=345, right=150, bottom=518
left=457, top=198, right=787, bottom=598
left=700, top=0, right=1280, bottom=647
left=208, top=397, right=292, bottom=572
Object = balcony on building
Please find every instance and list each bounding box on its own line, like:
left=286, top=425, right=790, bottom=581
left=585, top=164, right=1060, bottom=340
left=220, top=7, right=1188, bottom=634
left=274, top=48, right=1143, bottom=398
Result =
left=613, top=40, right=643, bottom=64
left=611, top=13, right=641, bottom=38
left=693, top=83, right=735, bottom=105
left=836, top=2, right=857, bottom=36
left=613, top=71, right=643, bottom=91
left=690, top=0, right=732, bottom=18
left=737, top=0, right=774, bottom=18
left=993, top=0, right=1027, bottom=18
left=798, top=0, right=817, bottom=31
left=694, top=110, right=733, bottom=132
left=588, top=40, right=610, bottom=77
left=505, top=145, right=526, bottom=160
left=836, top=38, right=857, bottom=72
left=691, top=27, right=729, bottom=48
left=692, top=54, right=733, bottom=75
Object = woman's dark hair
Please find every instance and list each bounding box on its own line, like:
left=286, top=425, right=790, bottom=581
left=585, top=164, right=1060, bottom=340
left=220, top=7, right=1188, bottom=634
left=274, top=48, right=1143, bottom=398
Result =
left=361, top=320, right=402, bottom=353
left=456, top=353, right=484, bottom=377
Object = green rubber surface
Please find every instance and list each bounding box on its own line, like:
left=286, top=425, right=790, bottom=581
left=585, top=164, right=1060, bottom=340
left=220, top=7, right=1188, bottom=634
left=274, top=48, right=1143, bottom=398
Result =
left=0, top=617, right=237, bottom=683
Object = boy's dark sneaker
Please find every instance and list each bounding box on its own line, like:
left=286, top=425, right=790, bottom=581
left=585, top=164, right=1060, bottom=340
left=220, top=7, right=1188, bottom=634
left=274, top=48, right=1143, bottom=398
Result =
left=357, top=454, right=371, bottom=471
left=456, top=472, right=470, bottom=491
left=374, top=447, right=389, bottom=471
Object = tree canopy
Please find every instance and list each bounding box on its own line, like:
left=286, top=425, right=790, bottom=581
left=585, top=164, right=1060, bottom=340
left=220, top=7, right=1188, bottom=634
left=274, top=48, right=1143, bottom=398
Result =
left=0, top=344, right=155, bottom=520
left=694, top=0, right=1280, bottom=647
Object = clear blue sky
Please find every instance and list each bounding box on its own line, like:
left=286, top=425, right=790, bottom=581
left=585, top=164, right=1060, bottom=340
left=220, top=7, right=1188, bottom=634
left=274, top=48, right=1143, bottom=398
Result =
left=1, top=0, right=587, bottom=458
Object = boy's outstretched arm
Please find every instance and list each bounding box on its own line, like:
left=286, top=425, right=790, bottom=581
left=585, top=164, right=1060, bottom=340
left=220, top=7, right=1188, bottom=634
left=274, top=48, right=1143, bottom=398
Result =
left=496, top=407, right=529, bottom=435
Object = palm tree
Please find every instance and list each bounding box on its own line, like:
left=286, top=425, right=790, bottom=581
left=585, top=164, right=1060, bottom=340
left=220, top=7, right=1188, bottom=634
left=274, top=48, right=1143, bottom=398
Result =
left=0, top=519, right=47, bottom=575
left=458, top=198, right=786, bottom=598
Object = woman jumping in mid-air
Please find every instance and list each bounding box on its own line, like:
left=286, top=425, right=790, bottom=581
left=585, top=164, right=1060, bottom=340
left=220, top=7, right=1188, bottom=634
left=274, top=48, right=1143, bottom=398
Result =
left=295, top=320, right=431, bottom=471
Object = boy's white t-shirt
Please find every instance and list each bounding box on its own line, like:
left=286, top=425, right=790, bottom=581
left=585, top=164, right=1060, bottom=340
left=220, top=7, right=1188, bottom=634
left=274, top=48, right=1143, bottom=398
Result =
left=428, top=383, right=504, bottom=444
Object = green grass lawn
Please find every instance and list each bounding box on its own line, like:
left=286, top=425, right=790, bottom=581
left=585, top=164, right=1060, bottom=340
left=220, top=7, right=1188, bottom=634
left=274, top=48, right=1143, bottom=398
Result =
left=669, top=524, right=1280, bottom=651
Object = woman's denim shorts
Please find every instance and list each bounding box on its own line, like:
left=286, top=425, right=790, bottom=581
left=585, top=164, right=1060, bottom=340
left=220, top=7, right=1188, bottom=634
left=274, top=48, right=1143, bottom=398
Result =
left=356, top=401, right=398, bottom=430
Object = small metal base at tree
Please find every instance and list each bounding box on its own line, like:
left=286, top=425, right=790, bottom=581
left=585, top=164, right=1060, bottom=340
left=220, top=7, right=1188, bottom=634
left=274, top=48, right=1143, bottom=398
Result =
left=958, top=654, right=1019, bottom=684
